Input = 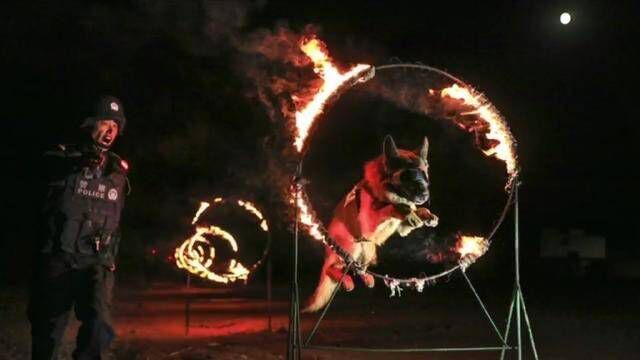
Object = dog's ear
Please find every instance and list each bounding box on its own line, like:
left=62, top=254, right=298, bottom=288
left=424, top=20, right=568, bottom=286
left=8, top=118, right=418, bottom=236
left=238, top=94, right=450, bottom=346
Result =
left=418, top=136, right=429, bottom=161
left=383, top=135, right=399, bottom=168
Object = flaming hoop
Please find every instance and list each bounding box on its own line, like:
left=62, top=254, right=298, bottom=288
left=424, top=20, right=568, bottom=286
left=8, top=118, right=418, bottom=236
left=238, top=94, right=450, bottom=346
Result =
left=285, top=37, right=518, bottom=293
left=175, top=197, right=271, bottom=284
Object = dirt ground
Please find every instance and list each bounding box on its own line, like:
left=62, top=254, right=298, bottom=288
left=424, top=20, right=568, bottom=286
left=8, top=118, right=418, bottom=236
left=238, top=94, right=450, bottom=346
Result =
left=1, top=276, right=639, bottom=360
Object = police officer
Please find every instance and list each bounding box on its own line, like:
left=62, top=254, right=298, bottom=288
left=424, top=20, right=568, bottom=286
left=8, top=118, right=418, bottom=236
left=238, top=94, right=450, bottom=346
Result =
left=29, top=96, right=130, bottom=359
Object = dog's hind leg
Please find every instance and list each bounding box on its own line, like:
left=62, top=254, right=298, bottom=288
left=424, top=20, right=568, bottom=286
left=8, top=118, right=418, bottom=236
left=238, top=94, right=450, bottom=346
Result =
left=325, top=253, right=354, bottom=292
left=357, top=242, right=376, bottom=288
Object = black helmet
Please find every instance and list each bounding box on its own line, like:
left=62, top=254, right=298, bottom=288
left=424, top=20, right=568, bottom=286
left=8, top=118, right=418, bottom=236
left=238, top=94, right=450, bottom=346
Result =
left=82, top=96, right=127, bottom=134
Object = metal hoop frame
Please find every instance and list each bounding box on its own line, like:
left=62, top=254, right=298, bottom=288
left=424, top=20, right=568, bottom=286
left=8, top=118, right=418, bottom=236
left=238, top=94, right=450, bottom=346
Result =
left=287, top=64, right=538, bottom=359
left=295, top=63, right=518, bottom=286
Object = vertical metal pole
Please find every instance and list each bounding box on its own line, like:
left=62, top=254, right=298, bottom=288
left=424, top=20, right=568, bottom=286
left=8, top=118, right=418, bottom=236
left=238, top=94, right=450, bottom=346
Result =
left=185, top=274, right=191, bottom=335
left=294, top=165, right=302, bottom=359
left=287, top=164, right=302, bottom=360
left=515, top=183, right=521, bottom=289
left=267, top=250, right=273, bottom=332
left=515, top=183, right=522, bottom=360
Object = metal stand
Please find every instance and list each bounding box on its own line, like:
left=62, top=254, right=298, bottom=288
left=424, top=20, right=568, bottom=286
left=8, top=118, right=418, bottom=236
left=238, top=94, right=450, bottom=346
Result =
left=267, top=251, right=273, bottom=332
left=185, top=274, right=191, bottom=335
left=183, top=254, right=274, bottom=335
left=287, top=164, right=304, bottom=359
left=500, top=182, right=539, bottom=360
left=286, top=175, right=538, bottom=359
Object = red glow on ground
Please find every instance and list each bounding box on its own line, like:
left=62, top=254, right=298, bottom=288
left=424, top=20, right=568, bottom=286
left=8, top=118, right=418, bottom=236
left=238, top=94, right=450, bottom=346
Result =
left=111, top=288, right=288, bottom=341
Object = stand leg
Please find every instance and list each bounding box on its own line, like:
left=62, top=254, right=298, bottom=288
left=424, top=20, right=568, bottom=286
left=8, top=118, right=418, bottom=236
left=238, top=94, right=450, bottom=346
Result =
left=461, top=270, right=506, bottom=344
left=287, top=291, right=298, bottom=359
left=267, top=252, right=273, bottom=332
left=516, top=286, right=522, bottom=360
left=500, top=286, right=517, bottom=360
left=185, top=274, right=191, bottom=336
left=304, top=261, right=354, bottom=346
left=519, top=291, right=539, bottom=360
left=287, top=263, right=300, bottom=359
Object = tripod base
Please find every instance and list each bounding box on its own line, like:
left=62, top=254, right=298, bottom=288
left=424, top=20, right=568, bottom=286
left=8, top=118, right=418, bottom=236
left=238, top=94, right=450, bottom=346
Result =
left=287, top=281, right=302, bottom=360
left=500, top=284, right=539, bottom=360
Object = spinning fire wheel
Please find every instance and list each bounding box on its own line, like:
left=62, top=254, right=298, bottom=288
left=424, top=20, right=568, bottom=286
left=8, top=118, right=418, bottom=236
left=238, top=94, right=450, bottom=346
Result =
left=175, top=197, right=271, bottom=284
left=175, top=197, right=274, bottom=334
left=286, top=37, right=538, bottom=360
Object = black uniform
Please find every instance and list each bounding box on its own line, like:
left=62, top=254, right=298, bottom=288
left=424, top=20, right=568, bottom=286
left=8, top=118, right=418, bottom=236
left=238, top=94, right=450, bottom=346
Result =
left=29, top=143, right=129, bottom=360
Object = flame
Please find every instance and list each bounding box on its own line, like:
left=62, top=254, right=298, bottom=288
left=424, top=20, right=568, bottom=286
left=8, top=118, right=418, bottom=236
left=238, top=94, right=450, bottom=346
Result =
left=439, top=84, right=517, bottom=177
left=237, top=200, right=269, bottom=231
left=192, top=201, right=211, bottom=225
left=456, top=235, right=487, bottom=258
left=293, top=189, right=326, bottom=241
left=175, top=225, right=248, bottom=283
left=176, top=197, right=269, bottom=284
left=228, top=259, right=250, bottom=279
left=293, top=37, right=372, bottom=152
left=291, top=36, right=372, bottom=240
left=287, top=38, right=517, bottom=252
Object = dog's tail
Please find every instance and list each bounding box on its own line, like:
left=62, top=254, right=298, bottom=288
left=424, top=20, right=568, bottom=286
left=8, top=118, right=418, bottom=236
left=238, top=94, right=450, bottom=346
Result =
left=302, top=270, right=338, bottom=313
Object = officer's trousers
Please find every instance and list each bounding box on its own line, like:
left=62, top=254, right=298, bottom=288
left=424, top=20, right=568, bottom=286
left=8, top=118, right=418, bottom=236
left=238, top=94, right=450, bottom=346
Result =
left=28, top=253, right=115, bottom=360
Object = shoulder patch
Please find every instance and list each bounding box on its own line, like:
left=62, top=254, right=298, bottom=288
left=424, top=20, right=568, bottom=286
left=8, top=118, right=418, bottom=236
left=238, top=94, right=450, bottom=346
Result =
left=119, top=159, right=129, bottom=171
left=109, top=152, right=129, bottom=172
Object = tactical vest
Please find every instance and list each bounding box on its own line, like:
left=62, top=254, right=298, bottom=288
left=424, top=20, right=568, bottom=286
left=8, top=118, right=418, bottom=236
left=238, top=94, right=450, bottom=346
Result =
left=42, top=145, right=128, bottom=265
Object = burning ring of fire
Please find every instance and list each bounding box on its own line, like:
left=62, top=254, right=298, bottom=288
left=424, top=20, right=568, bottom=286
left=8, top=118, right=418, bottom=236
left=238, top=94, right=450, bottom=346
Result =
left=288, top=36, right=519, bottom=289
left=175, top=197, right=271, bottom=284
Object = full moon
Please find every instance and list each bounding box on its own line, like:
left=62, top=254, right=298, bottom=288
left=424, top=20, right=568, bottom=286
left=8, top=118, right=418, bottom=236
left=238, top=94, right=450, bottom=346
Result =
left=560, top=12, right=571, bottom=25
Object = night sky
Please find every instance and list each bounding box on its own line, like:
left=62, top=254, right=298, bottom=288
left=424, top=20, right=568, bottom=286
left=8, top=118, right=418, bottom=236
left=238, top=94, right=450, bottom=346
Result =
left=2, top=1, right=638, bottom=285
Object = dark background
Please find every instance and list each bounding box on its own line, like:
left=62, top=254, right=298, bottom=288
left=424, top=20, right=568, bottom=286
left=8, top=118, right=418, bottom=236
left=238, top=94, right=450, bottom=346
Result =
left=2, top=0, right=638, bottom=287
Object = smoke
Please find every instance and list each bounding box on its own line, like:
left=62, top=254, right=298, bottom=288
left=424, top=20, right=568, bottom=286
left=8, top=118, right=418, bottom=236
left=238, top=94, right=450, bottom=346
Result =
left=203, top=0, right=262, bottom=43
left=72, top=0, right=312, bottom=223
left=385, top=231, right=458, bottom=263
left=364, top=66, right=454, bottom=120
left=196, top=3, right=325, bottom=223
left=72, top=0, right=392, bottom=224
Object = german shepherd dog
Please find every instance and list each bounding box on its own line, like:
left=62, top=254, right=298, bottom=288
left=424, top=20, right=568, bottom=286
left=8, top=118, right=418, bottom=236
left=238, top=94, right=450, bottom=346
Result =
left=304, top=135, right=439, bottom=312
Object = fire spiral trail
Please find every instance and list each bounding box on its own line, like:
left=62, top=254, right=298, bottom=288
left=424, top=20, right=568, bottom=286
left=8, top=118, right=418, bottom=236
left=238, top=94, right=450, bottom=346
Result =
left=175, top=197, right=270, bottom=284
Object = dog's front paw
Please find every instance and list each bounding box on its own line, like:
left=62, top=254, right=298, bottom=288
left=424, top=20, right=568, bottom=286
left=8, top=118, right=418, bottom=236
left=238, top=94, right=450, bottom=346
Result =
left=415, top=208, right=439, bottom=227
left=360, top=272, right=375, bottom=288
left=424, top=214, right=438, bottom=227
left=405, top=211, right=424, bottom=228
